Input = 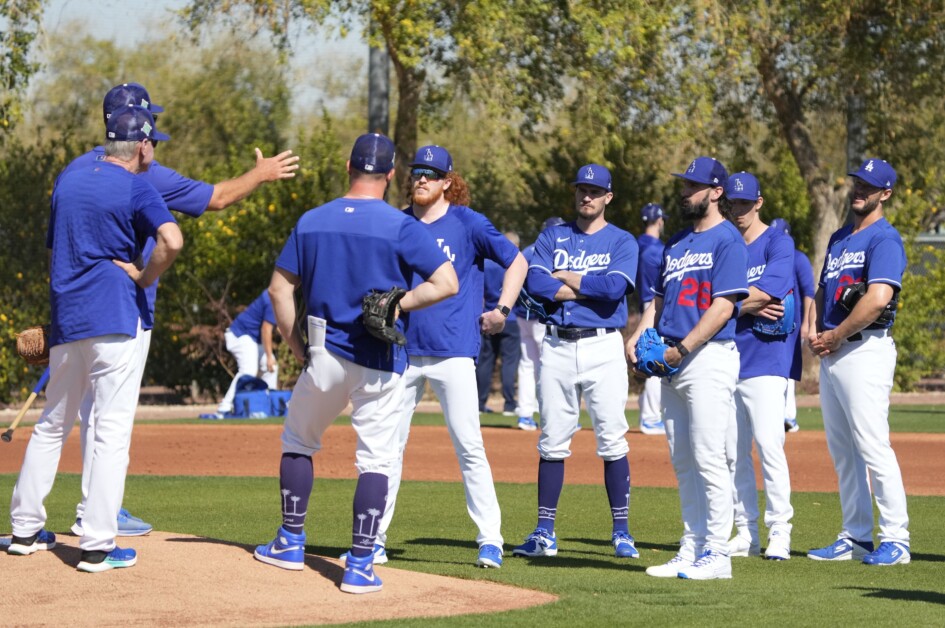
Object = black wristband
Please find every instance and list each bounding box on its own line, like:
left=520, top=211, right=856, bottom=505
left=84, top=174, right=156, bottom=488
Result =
left=676, top=342, right=690, bottom=357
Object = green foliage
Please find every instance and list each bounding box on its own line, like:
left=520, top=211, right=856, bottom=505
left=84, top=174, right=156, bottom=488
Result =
left=0, top=0, right=44, bottom=134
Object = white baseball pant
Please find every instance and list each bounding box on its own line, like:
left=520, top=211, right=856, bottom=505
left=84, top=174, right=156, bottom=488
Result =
left=11, top=323, right=146, bottom=552
left=662, top=340, right=739, bottom=556
left=726, top=375, right=793, bottom=541
left=537, top=330, right=630, bottom=460
left=515, top=317, right=545, bottom=418
left=377, top=355, right=502, bottom=548
left=784, top=378, right=797, bottom=421
left=639, top=377, right=662, bottom=424
left=819, top=330, right=909, bottom=544
left=218, top=329, right=277, bottom=413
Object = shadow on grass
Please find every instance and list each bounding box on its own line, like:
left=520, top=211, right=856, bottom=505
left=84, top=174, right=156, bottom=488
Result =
left=846, top=587, right=945, bottom=605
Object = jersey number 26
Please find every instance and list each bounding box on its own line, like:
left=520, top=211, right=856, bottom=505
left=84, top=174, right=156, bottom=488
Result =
left=678, top=278, right=712, bottom=310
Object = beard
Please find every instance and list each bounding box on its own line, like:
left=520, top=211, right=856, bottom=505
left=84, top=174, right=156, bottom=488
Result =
left=412, top=184, right=442, bottom=207
left=851, top=195, right=880, bottom=216
left=680, top=194, right=710, bottom=220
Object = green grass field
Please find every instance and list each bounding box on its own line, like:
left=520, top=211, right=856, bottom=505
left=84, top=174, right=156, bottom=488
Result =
left=2, top=471, right=943, bottom=627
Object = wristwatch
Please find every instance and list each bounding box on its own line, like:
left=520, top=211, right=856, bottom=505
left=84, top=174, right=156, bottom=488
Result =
left=496, top=305, right=511, bottom=318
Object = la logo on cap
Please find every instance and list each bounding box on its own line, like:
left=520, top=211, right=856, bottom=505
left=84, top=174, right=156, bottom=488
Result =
left=865, top=160, right=875, bottom=172
left=687, top=161, right=696, bottom=173
left=734, top=178, right=744, bottom=192
left=585, top=166, right=595, bottom=180
left=424, top=148, right=434, bottom=162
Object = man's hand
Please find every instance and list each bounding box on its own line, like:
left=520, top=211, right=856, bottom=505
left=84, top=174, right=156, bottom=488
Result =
left=480, top=309, right=507, bottom=335
left=254, top=148, right=300, bottom=182
left=756, top=301, right=785, bottom=321
left=266, top=353, right=276, bottom=373
left=809, top=329, right=842, bottom=357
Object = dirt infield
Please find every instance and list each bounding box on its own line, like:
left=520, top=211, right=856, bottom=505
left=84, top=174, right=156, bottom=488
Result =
left=2, top=413, right=944, bottom=626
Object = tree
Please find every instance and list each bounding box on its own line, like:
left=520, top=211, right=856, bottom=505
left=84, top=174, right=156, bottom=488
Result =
left=0, top=0, right=44, bottom=136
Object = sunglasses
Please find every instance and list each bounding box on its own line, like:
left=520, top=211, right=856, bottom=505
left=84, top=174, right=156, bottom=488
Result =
left=411, top=168, right=446, bottom=181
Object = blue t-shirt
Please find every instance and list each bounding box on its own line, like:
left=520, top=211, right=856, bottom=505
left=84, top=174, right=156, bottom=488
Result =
left=48, top=162, right=175, bottom=346
left=655, top=220, right=749, bottom=342
left=818, top=217, right=906, bottom=330
left=526, top=222, right=638, bottom=329
left=230, top=290, right=277, bottom=343
left=54, top=146, right=214, bottom=329
left=734, top=227, right=795, bottom=379
left=275, top=197, right=447, bottom=374
left=786, top=249, right=816, bottom=380
left=403, top=204, right=519, bottom=358
left=636, top=233, right=663, bottom=311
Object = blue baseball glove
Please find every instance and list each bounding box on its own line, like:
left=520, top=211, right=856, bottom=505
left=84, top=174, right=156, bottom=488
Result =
left=517, top=288, right=555, bottom=321
left=634, top=328, right=680, bottom=378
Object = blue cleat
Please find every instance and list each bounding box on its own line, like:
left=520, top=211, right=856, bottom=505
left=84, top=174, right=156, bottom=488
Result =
left=863, top=541, right=910, bottom=566
left=640, top=419, right=666, bottom=435
left=254, top=526, right=306, bottom=571
left=613, top=532, right=640, bottom=558
left=807, top=537, right=874, bottom=561
left=77, top=546, right=137, bottom=572
left=7, top=529, right=56, bottom=555
left=340, top=543, right=388, bottom=565
left=476, top=544, right=503, bottom=568
left=512, top=528, right=558, bottom=557
left=117, top=508, right=153, bottom=536
left=340, top=551, right=383, bottom=594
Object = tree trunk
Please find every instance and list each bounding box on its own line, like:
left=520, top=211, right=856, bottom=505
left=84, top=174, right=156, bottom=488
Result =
left=385, top=41, right=423, bottom=205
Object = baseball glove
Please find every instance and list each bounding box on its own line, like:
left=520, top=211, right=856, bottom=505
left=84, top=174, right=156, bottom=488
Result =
left=517, top=288, right=552, bottom=321
left=634, top=328, right=680, bottom=378
left=16, top=324, right=50, bottom=366
left=839, top=280, right=899, bottom=325
left=362, top=287, right=407, bottom=346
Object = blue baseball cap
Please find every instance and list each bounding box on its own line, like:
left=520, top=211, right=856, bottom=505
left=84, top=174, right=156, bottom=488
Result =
left=769, top=218, right=791, bottom=235
left=105, top=105, right=170, bottom=142
left=410, top=145, right=453, bottom=174
left=672, top=156, right=728, bottom=186
left=641, top=203, right=665, bottom=221
left=542, top=216, right=565, bottom=230
left=849, top=158, right=896, bottom=189
left=350, top=133, right=396, bottom=174
left=572, top=164, right=612, bottom=191
left=103, top=82, right=163, bottom=122
left=725, top=172, right=761, bottom=201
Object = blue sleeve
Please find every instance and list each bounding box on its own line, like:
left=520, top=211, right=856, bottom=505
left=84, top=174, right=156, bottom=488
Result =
left=865, top=235, right=906, bottom=289
left=261, top=291, right=277, bottom=325
left=398, top=217, right=450, bottom=280
left=794, top=251, right=815, bottom=300
left=472, top=211, right=518, bottom=268
left=524, top=232, right=562, bottom=300
left=579, top=274, right=633, bottom=300
left=276, top=228, right=301, bottom=277
left=139, top=161, right=214, bottom=218
left=131, top=178, right=176, bottom=241
left=754, top=235, right=795, bottom=300
left=711, top=235, right=749, bottom=300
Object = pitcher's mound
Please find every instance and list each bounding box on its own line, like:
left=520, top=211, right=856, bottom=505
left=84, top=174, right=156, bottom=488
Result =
left=0, top=532, right=556, bottom=626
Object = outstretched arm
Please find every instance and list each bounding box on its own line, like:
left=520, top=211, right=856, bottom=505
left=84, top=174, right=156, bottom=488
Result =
left=206, top=148, right=300, bottom=211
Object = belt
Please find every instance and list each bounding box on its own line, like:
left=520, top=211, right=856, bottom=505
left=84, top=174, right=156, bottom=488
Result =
left=546, top=326, right=618, bottom=341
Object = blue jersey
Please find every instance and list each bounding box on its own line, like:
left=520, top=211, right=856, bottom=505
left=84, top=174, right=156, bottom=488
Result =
left=656, top=221, right=749, bottom=342
left=48, top=163, right=175, bottom=346
left=526, top=222, right=638, bottom=328
left=734, top=227, right=795, bottom=379
left=786, top=249, right=815, bottom=381
left=276, top=197, right=446, bottom=374
left=230, top=290, right=277, bottom=343
left=818, top=217, right=906, bottom=331
left=54, top=146, right=214, bottom=329
left=636, top=233, right=663, bottom=311
left=403, top=204, right=519, bottom=358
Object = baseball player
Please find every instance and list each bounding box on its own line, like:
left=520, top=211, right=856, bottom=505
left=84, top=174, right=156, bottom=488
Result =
left=720, top=172, right=795, bottom=561
left=807, top=158, right=910, bottom=566
left=254, top=134, right=458, bottom=594
left=514, top=216, right=565, bottom=430
left=511, top=164, right=641, bottom=561
left=627, top=156, right=748, bottom=580
left=210, top=289, right=280, bottom=418
left=636, top=203, right=667, bottom=436
left=8, top=106, right=183, bottom=572
left=769, top=218, right=816, bottom=433
left=367, top=145, right=527, bottom=569
left=476, top=232, right=523, bottom=420
left=60, top=82, right=298, bottom=536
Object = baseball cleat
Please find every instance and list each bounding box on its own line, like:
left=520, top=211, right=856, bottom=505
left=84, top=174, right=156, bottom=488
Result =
left=77, top=546, right=137, bottom=572
left=117, top=508, right=153, bottom=536
left=340, top=552, right=383, bottom=594
left=517, top=416, right=538, bottom=431
left=340, top=543, right=388, bottom=566
left=476, top=544, right=503, bottom=568
left=807, top=537, right=874, bottom=561
left=677, top=549, right=733, bottom=580
left=254, top=526, right=306, bottom=570
left=727, top=535, right=760, bottom=557
left=765, top=529, right=791, bottom=560
left=502, top=410, right=516, bottom=417
left=612, top=532, right=640, bottom=558
left=784, top=418, right=799, bottom=433
left=6, top=529, right=56, bottom=555
left=646, top=553, right=692, bottom=578
left=639, top=419, right=666, bottom=435
left=512, top=528, right=558, bottom=557
left=863, top=541, right=911, bottom=566
left=71, top=518, right=84, bottom=536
